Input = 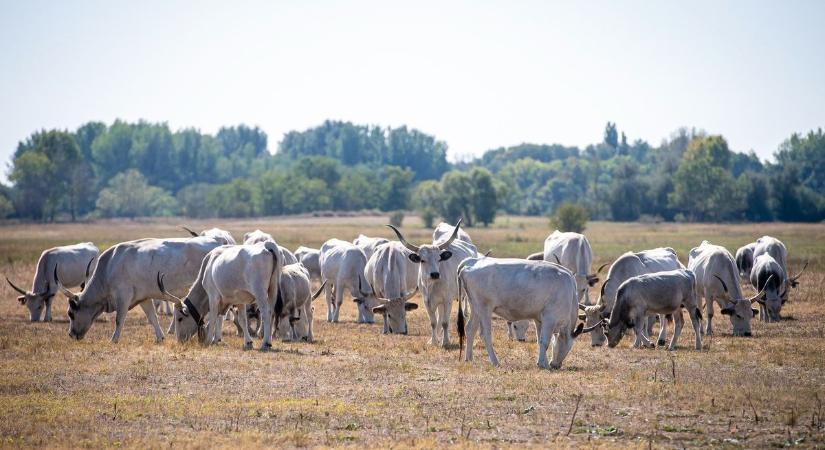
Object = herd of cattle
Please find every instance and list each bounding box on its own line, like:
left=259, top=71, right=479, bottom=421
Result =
left=5, top=222, right=807, bottom=369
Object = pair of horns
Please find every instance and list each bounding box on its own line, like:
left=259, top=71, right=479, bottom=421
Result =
left=387, top=219, right=463, bottom=254
left=714, top=274, right=773, bottom=304
left=375, top=287, right=419, bottom=303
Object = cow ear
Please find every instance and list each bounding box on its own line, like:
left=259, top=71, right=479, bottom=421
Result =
left=69, top=299, right=79, bottom=310
left=17, top=296, right=26, bottom=305
left=372, top=304, right=386, bottom=313
left=404, top=302, right=418, bottom=311
left=408, top=254, right=422, bottom=263
left=751, top=308, right=759, bottom=317
left=587, top=277, right=599, bottom=287
left=578, top=313, right=586, bottom=321
left=353, top=298, right=364, bottom=304
left=439, top=251, right=453, bottom=261
left=720, top=306, right=734, bottom=316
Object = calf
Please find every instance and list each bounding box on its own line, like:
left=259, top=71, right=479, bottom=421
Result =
left=606, top=269, right=702, bottom=350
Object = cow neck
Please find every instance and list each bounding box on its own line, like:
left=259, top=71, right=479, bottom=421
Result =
left=184, top=298, right=204, bottom=327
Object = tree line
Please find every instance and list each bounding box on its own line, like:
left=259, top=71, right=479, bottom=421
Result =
left=2, top=119, right=823, bottom=224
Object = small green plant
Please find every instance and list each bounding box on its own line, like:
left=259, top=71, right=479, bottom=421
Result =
left=550, top=203, right=588, bottom=233
left=389, top=211, right=405, bottom=227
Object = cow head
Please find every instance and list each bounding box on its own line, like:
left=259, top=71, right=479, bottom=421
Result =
left=387, top=219, right=462, bottom=282
left=605, top=318, right=626, bottom=348
left=581, top=280, right=611, bottom=346
left=508, top=321, right=530, bottom=342
left=55, top=264, right=102, bottom=340
left=788, top=260, right=808, bottom=289
left=372, top=288, right=419, bottom=334
left=352, top=275, right=379, bottom=324
left=715, top=274, right=770, bottom=336
left=156, top=273, right=203, bottom=342
left=6, top=277, right=51, bottom=322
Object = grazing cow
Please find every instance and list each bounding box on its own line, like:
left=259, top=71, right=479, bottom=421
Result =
left=582, top=247, right=683, bottom=347
left=507, top=321, right=531, bottom=342
left=752, top=236, right=805, bottom=304
left=319, top=239, right=377, bottom=323
left=158, top=241, right=283, bottom=349
left=294, top=246, right=322, bottom=282
left=605, top=269, right=702, bottom=350
left=364, top=241, right=420, bottom=334
left=457, top=257, right=601, bottom=368
left=6, top=242, right=98, bottom=322
left=387, top=220, right=478, bottom=347
left=735, top=243, right=757, bottom=282
left=543, top=231, right=604, bottom=304
left=272, top=265, right=325, bottom=342
left=243, top=230, right=298, bottom=264
left=432, top=222, right=473, bottom=244
left=749, top=253, right=805, bottom=322
left=688, top=241, right=762, bottom=336
left=353, top=235, right=390, bottom=260
left=56, top=236, right=225, bottom=343
left=181, top=226, right=236, bottom=245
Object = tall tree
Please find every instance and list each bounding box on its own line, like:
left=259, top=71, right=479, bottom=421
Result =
left=470, top=167, right=498, bottom=226
left=603, top=122, right=619, bottom=149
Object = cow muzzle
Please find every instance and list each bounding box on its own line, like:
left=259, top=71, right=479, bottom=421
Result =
left=430, top=272, right=440, bottom=280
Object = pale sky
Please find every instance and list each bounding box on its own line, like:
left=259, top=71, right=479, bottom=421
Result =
left=2, top=0, right=824, bottom=181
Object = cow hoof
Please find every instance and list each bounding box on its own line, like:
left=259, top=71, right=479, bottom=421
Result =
left=243, top=342, right=253, bottom=350
left=155, top=337, right=164, bottom=344
left=259, top=343, right=273, bottom=352
left=657, top=339, right=666, bottom=346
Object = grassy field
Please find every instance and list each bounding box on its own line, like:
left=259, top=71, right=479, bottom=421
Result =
left=0, top=216, right=823, bottom=448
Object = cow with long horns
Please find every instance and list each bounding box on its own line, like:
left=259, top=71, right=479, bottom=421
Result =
left=364, top=241, right=421, bottom=334
left=387, top=219, right=477, bottom=347
left=319, top=239, right=378, bottom=323
left=752, top=236, right=805, bottom=305
left=542, top=231, right=604, bottom=305
left=7, top=242, right=98, bottom=322
left=750, top=253, right=805, bottom=322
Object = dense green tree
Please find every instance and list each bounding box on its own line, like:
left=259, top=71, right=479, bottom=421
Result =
left=470, top=167, right=498, bottom=226
left=609, top=159, right=644, bottom=221
left=96, top=170, right=177, bottom=218
left=413, top=180, right=442, bottom=228
left=380, top=166, right=414, bottom=211
left=439, top=171, right=475, bottom=226
left=669, top=136, right=742, bottom=221
left=604, top=122, right=618, bottom=149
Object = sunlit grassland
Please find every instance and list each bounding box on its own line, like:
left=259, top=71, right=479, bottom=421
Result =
left=0, top=216, right=823, bottom=448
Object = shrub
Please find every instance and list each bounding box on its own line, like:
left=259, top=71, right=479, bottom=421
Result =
left=389, top=211, right=405, bottom=227
left=549, top=202, right=588, bottom=233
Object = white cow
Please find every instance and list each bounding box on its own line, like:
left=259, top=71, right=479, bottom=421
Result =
left=353, top=235, right=390, bottom=260
left=364, top=241, right=420, bottom=334
left=605, top=269, right=702, bottom=350
left=55, top=236, right=225, bottom=343
left=181, top=226, right=237, bottom=245
left=272, top=264, right=325, bottom=342
left=752, top=236, right=806, bottom=305
left=388, top=220, right=477, bottom=347
left=543, top=231, right=604, bottom=304
left=582, top=247, right=684, bottom=347
left=158, top=241, right=283, bottom=350
left=432, top=222, right=473, bottom=244
left=750, top=253, right=804, bottom=322
left=688, top=241, right=763, bottom=336
left=243, top=229, right=298, bottom=264
left=319, top=239, right=377, bottom=323
left=735, top=243, right=757, bottom=282
left=457, top=257, right=600, bottom=368
left=7, top=242, right=98, bottom=322
left=294, top=246, right=322, bottom=282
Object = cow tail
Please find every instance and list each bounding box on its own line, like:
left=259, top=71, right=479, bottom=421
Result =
left=264, top=242, right=282, bottom=320
left=457, top=268, right=466, bottom=361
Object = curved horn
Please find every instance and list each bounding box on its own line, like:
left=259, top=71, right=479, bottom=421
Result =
left=5, top=277, right=27, bottom=296
left=578, top=321, right=605, bottom=335
left=311, top=281, right=327, bottom=301
left=484, top=249, right=493, bottom=257
left=599, top=279, right=608, bottom=299
left=401, top=287, right=419, bottom=301
left=180, top=225, right=199, bottom=237
left=596, top=263, right=609, bottom=274
left=713, top=275, right=729, bottom=293
left=578, top=303, right=587, bottom=311
left=438, top=218, right=463, bottom=250
left=53, top=265, right=76, bottom=298
left=552, top=254, right=561, bottom=264
left=84, top=258, right=94, bottom=279
left=790, top=260, right=808, bottom=282
left=156, top=272, right=183, bottom=305
left=748, top=274, right=773, bottom=304
left=385, top=224, right=420, bottom=253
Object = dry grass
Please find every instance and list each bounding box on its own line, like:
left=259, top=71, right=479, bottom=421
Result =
left=0, top=216, right=823, bottom=448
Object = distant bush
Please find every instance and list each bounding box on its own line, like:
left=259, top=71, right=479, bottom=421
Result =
left=550, top=203, right=588, bottom=233
left=638, top=214, right=663, bottom=224
left=389, top=211, right=405, bottom=227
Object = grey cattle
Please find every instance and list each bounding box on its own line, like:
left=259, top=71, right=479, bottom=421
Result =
left=273, top=264, right=325, bottom=342
left=56, top=236, right=225, bottom=343
left=319, top=239, right=377, bottom=323
left=606, top=269, right=702, bottom=350
left=432, top=222, right=472, bottom=244
left=749, top=253, right=804, bottom=322
left=543, top=231, right=604, bottom=304
left=294, top=246, right=321, bottom=282
left=752, top=236, right=806, bottom=305
left=158, top=241, right=283, bottom=350
left=364, top=241, right=420, bottom=334
left=688, top=241, right=762, bottom=336
left=181, top=226, right=237, bottom=245
left=243, top=229, right=298, bottom=264
left=735, top=243, right=756, bottom=282
left=7, top=242, right=98, bottom=322
left=353, top=235, right=390, bottom=260
left=582, top=247, right=683, bottom=346
left=388, top=220, right=478, bottom=347
left=457, top=257, right=600, bottom=369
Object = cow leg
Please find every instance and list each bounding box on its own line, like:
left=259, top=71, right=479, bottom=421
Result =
left=305, top=302, right=314, bottom=342
left=688, top=307, right=703, bottom=350
left=657, top=314, right=668, bottom=346
left=537, top=319, right=553, bottom=369
left=668, top=310, right=683, bottom=351
left=111, top=303, right=128, bottom=344
left=439, top=300, right=452, bottom=348
left=705, top=296, right=715, bottom=335
left=424, top=296, right=439, bottom=346
left=324, top=282, right=335, bottom=322
left=331, top=284, right=345, bottom=323
left=463, top=306, right=480, bottom=362
left=634, top=316, right=653, bottom=349
left=238, top=304, right=253, bottom=350
left=479, top=312, right=499, bottom=367
left=43, top=296, right=53, bottom=322
left=167, top=319, right=176, bottom=335
left=760, top=303, right=768, bottom=323
left=258, top=296, right=274, bottom=351
left=139, top=300, right=165, bottom=343
left=645, top=315, right=655, bottom=338
left=551, top=329, right=573, bottom=369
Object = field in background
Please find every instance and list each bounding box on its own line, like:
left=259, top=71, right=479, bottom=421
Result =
left=0, top=216, right=823, bottom=448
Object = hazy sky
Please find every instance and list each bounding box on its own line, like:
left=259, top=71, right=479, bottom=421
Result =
left=1, top=0, right=824, bottom=178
